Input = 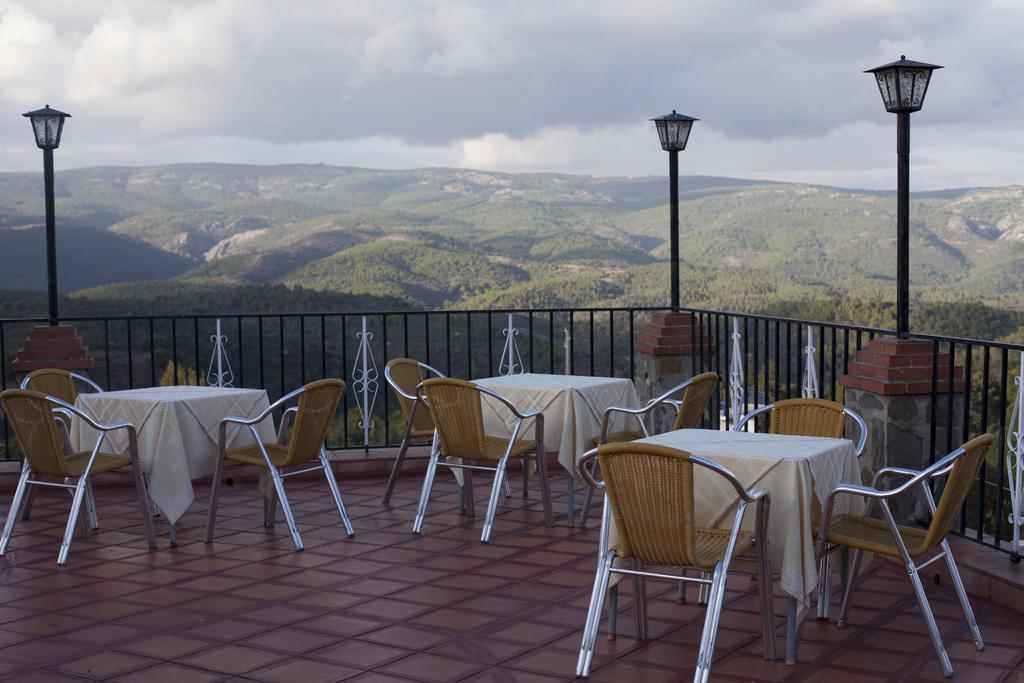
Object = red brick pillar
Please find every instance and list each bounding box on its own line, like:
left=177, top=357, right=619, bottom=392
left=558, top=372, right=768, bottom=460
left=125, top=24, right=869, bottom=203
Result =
left=11, top=325, right=94, bottom=376
left=838, top=337, right=963, bottom=523
left=634, top=312, right=715, bottom=433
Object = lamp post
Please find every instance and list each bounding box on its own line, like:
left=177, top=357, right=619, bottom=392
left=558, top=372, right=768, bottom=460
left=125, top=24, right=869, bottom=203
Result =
left=865, top=57, right=941, bottom=338
left=23, top=105, right=71, bottom=327
left=651, top=110, right=697, bottom=312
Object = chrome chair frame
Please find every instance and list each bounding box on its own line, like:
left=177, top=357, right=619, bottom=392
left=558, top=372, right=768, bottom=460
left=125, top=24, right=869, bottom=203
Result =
left=814, top=445, right=984, bottom=679
left=0, top=394, right=157, bottom=565
left=204, top=384, right=355, bottom=551
left=575, top=446, right=775, bottom=681
left=411, top=382, right=553, bottom=543
left=382, top=360, right=446, bottom=504
left=17, top=371, right=105, bottom=522
left=579, top=375, right=717, bottom=525
left=733, top=402, right=868, bottom=457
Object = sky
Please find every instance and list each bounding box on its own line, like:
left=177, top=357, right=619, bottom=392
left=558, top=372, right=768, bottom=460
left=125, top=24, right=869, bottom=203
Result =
left=0, top=0, right=1022, bottom=190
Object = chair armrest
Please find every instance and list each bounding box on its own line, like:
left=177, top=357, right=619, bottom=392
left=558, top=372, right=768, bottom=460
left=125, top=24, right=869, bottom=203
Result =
left=276, top=407, right=298, bottom=445
left=220, top=385, right=304, bottom=430
left=47, top=399, right=133, bottom=434
left=475, top=385, right=539, bottom=421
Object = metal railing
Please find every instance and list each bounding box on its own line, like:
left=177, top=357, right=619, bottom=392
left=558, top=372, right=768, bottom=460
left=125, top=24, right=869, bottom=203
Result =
left=0, top=306, right=1020, bottom=554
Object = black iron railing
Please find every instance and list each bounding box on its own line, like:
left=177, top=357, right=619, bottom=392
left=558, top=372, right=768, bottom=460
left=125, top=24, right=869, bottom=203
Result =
left=0, top=306, right=1021, bottom=554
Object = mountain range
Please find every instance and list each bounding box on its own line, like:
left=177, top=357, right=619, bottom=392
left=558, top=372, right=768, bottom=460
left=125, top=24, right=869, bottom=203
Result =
left=0, top=163, right=1020, bottom=337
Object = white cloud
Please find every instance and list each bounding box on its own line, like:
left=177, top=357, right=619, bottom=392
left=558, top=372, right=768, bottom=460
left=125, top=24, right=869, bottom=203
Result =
left=0, top=0, right=1020, bottom=190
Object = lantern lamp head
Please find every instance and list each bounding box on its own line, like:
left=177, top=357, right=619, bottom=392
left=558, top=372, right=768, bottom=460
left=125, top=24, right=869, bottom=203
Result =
left=865, top=56, right=942, bottom=114
left=651, top=110, right=698, bottom=152
left=23, top=105, right=71, bottom=149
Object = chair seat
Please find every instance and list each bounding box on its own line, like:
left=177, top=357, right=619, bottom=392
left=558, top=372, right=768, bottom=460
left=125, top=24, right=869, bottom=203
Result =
left=225, top=443, right=291, bottom=468
left=482, top=436, right=536, bottom=460
left=692, top=527, right=755, bottom=569
left=592, top=430, right=645, bottom=447
left=64, top=451, right=131, bottom=477
left=826, top=514, right=929, bottom=559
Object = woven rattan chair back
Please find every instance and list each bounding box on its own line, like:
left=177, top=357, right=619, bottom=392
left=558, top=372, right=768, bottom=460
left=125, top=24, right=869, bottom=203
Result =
left=387, top=359, right=435, bottom=434
left=672, top=372, right=719, bottom=430
left=0, top=389, right=72, bottom=478
left=23, top=369, right=78, bottom=405
left=283, top=379, right=345, bottom=467
left=597, top=442, right=700, bottom=567
left=419, top=378, right=488, bottom=460
left=923, top=434, right=992, bottom=551
left=769, top=398, right=845, bottom=439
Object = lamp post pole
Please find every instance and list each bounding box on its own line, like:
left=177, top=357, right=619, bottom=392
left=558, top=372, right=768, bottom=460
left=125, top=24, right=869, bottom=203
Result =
left=895, top=111, right=910, bottom=338
left=42, top=146, right=58, bottom=326
left=668, top=149, right=680, bottom=311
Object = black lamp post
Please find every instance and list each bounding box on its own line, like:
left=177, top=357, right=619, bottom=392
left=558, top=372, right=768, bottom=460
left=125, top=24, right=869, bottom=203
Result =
left=23, top=105, right=71, bottom=327
left=865, top=57, right=941, bottom=338
left=651, top=110, right=697, bottom=312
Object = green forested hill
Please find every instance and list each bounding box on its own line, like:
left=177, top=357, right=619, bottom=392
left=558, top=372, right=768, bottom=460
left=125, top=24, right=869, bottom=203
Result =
left=0, top=163, right=1020, bottom=338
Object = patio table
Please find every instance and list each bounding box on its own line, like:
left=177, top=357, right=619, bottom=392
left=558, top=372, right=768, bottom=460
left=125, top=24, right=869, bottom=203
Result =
left=631, top=428, right=864, bottom=664
left=71, top=386, right=275, bottom=527
left=475, top=373, right=640, bottom=521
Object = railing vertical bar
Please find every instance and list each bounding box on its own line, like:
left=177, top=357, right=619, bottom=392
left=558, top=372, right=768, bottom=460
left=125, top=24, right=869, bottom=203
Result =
left=959, top=343, right=973, bottom=535
left=487, top=313, right=494, bottom=377
left=171, top=318, right=179, bottom=385
left=569, top=311, right=575, bottom=375
left=829, top=327, right=837, bottom=400
left=300, top=315, right=307, bottom=386
left=424, top=313, right=431, bottom=367
left=752, top=317, right=760, bottom=413
left=445, top=313, right=452, bottom=376
left=193, top=319, right=200, bottom=387
left=341, top=315, right=349, bottom=447
left=742, top=316, right=749, bottom=417
left=946, top=342, right=956, bottom=463
left=467, top=313, right=473, bottom=379
left=628, top=311, right=635, bottom=384
left=978, top=346, right=990, bottom=541
left=258, top=316, right=265, bottom=391
left=843, top=329, right=850, bottom=375
left=528, top=311, right=535, bottom=373
left=785, top=321, right=793, bottom=399
left=320, top=314, right=327, bottom=380
left=103, top=319, right=111, bottom=389
left=237, top=317, right=244, bottom=387
left=608, top=310, right=614, bottom=377
left=1, top=323, right=7, bottom=457
left=383, top=314, right=390, bottom=443
left=589, top=310, right=595, bottom=376
left=994, top=348, right=1009, bottom=547
left=722, top=314, right=730, bottom=430
left=818, top=325, right=826, bottom=400
left=149, top=318, right=156, bottom=387
left=279, top=316, right=285, bottom=398
left=127, top=320, right=134, bottom=388
left=773, top=320, right=780, bottom=403
left=549, top=311, right=555, bottom=375
left=929, top=340, right=939, bottom=469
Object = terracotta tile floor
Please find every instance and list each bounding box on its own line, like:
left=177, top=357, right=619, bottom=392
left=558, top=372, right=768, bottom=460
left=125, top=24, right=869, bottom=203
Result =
left=0, top=468, right=1023, bottom=682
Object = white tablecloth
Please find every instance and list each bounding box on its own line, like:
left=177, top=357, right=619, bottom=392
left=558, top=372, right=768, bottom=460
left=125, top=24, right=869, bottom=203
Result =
left=71, top=387, right=275, bottom=524
left=475, top=373, right=640, bottom=479
left=633, top=429, right=863, bottom=614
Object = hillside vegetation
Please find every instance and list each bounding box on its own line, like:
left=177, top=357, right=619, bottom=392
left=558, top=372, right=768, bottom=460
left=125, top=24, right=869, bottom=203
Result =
left=0, top=163, right=1020, bottom=340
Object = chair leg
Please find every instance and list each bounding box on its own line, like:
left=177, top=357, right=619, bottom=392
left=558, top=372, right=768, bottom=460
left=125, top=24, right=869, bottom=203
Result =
left=534, top=447, right=554, bottom=527
left=382, top=429, right=415, bottom=505
left=464, top=469, right=476, bottom=518
left=606, top=583, right=619, bottom=640
left=503, top=475, right=512, bottom=498
left=567, top=477, right=576, bottom=527
left=908, top=562, right=954, bottom=678
left=837, top=548, right=863, bottom=628
left=320, top=451, right=355, bottom=537
left=268, top=467, right=303, bottom=551
left=128, top=450, right=159, bottom=551
left=576, top=551, right=614, bottom=678
left=263, top=489, right=277, bottom=528
left=58, top=480, right=89, bottom=566
left=694, top=562, right=727, bottom=683
left=581, top=486, right=595, bottom=525
left=19, top=484, right=37, bottom=521
left=412, top=442, right=440, bottom=535
left=481, top=455, right=510, bottom=544
left=0, top=464, right=31, bottom=555
left=816, top=552, right=832, bottom=620
left=678, top=569, right=687, bottom=604
left=521, top=456, right=529, bottom=497
left=698, top=571, right=711, bottom=605
left=458, top=483, right=466, bottom=514
left=633, top=559, right=649, bottom=641
left=756, top=539, right=777, bottom=661
left=204, top=449, right=228, bottom=543
left=941, top=540, right=984, bottom=651
left=84, top=481, right=99, bottom=530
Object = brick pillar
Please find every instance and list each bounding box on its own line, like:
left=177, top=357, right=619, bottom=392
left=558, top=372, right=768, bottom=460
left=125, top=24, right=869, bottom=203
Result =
left=11, top=325, right=95, bottom=376
left=634, top=312, right=715, bottom=433
left=838, top=336, right=964, bottom=524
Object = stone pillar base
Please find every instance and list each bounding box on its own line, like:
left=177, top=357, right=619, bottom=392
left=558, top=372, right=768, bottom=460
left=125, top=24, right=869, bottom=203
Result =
left=635, top=312, right=716, bottom=434
left=839, top=336, right=963, bottom=523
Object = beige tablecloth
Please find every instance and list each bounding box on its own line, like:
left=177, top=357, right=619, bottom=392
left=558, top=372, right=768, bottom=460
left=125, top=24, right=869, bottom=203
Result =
left=475, top=373, right=640, bottom=479
left=631, top=429, right=864, bottom=614
left=72, top=387, right=275, bottom=524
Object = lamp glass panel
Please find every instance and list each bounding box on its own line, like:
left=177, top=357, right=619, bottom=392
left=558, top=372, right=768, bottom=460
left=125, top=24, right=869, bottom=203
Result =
left=875, top=71, right=896, bottom=111
left=672, top=120, right=693, bottom=150
left=655, top=120, right=670, bottom=149
left=900, top=68, right=931, bottom=109
left=31, top=115, right=64, bottom=148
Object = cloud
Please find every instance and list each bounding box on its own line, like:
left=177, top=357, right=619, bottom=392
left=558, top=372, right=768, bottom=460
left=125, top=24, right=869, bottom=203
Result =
left=0, top=0, right=1021, bottom=189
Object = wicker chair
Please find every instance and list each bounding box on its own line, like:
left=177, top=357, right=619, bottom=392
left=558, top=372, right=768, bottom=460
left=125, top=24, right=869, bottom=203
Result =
left=382, top=358, right=450, bottom=504
left=814, top=434, right=992, bottom=679
left=205, top=378, right=354, bottom=551
left=579, top=372, right=719, bottom=524
left=0, top=389, right=157, bottom=565
left=733, top=398, right=867, bottom=457
left=575, top=443, right=774, bottom=681
left=412, top=378, right=553, bottom=543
